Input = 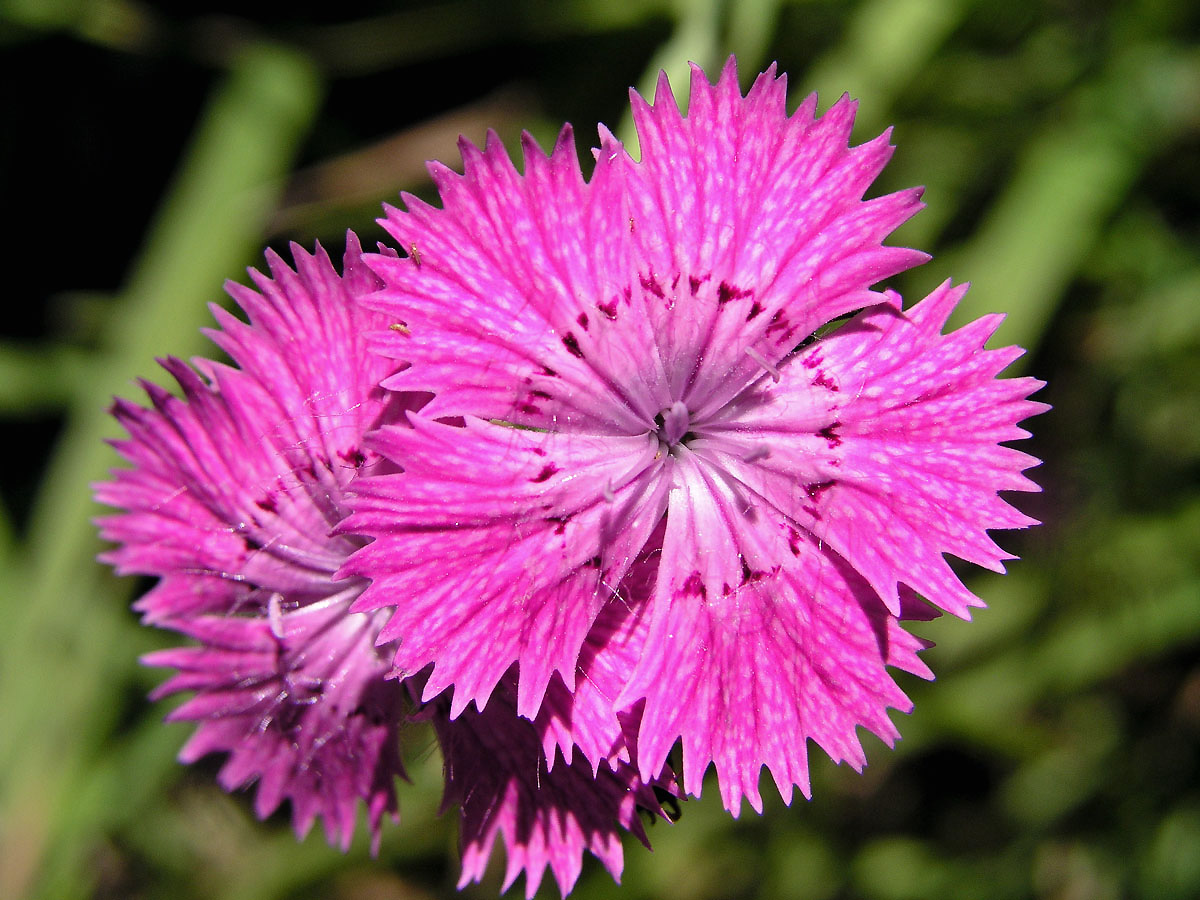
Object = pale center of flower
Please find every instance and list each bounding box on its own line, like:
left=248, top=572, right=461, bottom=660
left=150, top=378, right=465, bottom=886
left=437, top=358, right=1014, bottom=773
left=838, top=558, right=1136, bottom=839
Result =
left=655, top=400, right=692, bottom=449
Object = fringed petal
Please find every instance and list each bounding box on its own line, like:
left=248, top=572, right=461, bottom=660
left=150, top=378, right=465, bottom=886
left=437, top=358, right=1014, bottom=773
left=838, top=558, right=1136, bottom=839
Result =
left=620, top=58, right=929, bottom=417
left=618, top=453, right=929, bottom=814
left=368, top=128, right=660, bottom=434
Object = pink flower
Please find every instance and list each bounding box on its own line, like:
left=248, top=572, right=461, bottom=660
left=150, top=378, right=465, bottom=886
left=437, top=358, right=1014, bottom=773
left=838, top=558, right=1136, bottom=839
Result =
left=96, top=236, right=409, bottom=850
left=98, top=57, right=1047, bottom=896
left=346, top=58, right=1046, bottom=815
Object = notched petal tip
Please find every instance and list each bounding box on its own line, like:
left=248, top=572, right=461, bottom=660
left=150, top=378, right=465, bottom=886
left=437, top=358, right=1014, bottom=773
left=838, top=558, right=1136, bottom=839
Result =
left=748, top=60, right=786, bottom=100
left=652, top=67, right=677, bottom=109
left=549, top=122, right=577, bottom=160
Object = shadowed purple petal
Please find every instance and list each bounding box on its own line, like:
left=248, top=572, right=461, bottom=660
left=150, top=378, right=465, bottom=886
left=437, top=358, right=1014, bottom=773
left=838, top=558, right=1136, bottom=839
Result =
left=430, top=676, right=670, bottom=899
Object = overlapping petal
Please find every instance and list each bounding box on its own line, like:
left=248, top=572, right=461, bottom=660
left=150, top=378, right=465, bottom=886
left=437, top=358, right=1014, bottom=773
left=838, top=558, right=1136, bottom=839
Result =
left=595, top=279, right=1044, bottom=812
left=344, top=415, right=670, bottom=719
left=534, top=557, right=659, bottom=771
left=367, top=127, right=655, bottom=434
left=97, top=237, right=403, bottom=616
left=712, top=280, right=1047, bottom=617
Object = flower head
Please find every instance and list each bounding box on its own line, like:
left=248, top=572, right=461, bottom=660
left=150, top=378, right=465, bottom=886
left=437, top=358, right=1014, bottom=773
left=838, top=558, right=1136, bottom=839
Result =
left=346, top=59, right=1046, bottom=814
left=96, top=236, right=409, bottom=849
left=97, top=57, right=1047, bottom=896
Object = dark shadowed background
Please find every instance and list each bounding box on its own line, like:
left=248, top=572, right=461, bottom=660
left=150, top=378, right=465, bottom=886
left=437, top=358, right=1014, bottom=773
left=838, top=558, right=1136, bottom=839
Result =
left=1, top=1, right=1198, bottom=898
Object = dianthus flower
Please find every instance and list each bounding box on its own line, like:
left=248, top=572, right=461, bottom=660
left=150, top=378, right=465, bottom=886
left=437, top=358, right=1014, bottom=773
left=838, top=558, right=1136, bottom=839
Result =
left=97, top=237, right=408, bottom=849
left=98, top=57, right=1045, bottom=898
left=96, top=237, right=664, bottom=893
left=346, top=58, right=1046, bottom=815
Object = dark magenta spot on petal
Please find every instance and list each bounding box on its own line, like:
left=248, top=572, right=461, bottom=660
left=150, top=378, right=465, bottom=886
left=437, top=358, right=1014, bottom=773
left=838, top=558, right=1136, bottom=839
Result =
left=788, top=528, right=802, bottom=556
left=576, top=312, right=589, bottom=330
left=531, top=464, right=558, bottom=483
left=818, top=425, right=842, bottom=448
left=562, top=333, right=584, bottom=358
left=805, top=481, right=834, bottom=500
left=597, top=299, right=618, bottom=319
left=746, top=301, right=764, bottom=321
left=681, top=571, right=707, bottom=598
left=255, top=495, right=277, bottom=513
left=542, top=365, right=559, bottom=377
left=547, top=514, right=571, bottom=535
left=813, top=372, right=839, bottom=391
left=531, top=390, right=552, bottom=400
left=688, top=275, right=703, bottom=295
left=739, top=560, right=768, bottom=585
left=640, top=273, right=665, bottom=299
left=717, top=281, right=749, bottom=305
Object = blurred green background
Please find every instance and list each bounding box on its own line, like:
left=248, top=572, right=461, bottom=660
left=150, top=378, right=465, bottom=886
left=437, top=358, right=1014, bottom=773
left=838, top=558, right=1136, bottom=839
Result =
left=1, top=1, right=1198, bottom=898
